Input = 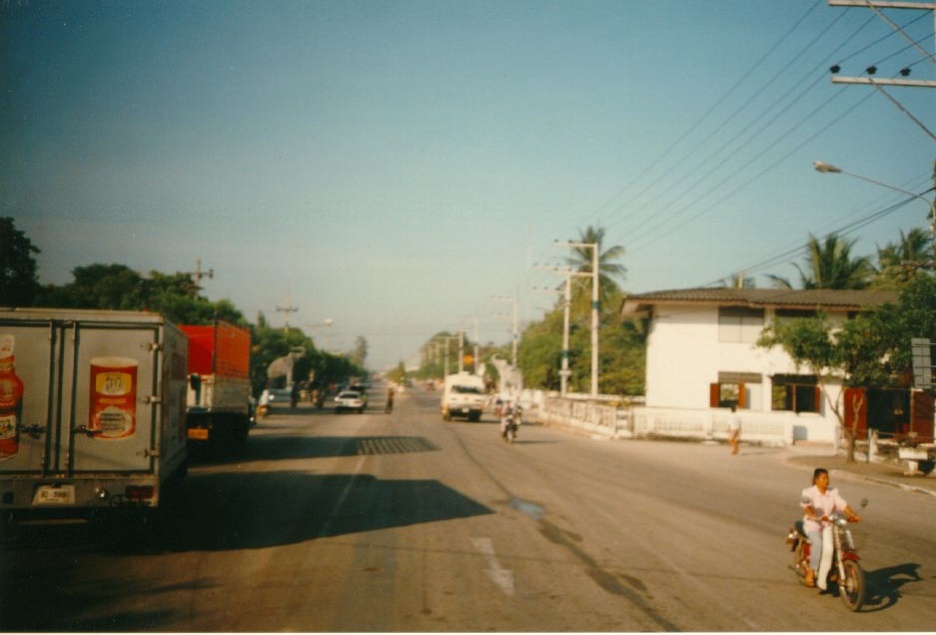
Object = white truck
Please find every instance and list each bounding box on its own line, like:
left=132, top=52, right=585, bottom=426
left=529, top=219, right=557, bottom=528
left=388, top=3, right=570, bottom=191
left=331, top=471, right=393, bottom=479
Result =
left=440, top=372, right=487, bottom=422
left=0, top=308, right=189, bottom=525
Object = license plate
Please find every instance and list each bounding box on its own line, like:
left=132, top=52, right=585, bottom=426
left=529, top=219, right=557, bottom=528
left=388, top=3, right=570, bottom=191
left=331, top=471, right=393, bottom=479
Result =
left=33, top=484, right=76, bottom=506
left=188, top=428, right=210, bottom=440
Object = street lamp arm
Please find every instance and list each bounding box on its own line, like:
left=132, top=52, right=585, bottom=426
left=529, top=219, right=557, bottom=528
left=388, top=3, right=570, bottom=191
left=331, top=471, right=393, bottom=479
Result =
left=814, top=161, right=933, bottom=206
left=815, top=160, right=936, bottom=263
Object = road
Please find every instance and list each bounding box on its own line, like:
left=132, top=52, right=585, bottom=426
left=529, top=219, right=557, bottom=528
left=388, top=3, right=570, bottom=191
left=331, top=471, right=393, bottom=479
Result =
left=2, top=384, right=935, bottom=631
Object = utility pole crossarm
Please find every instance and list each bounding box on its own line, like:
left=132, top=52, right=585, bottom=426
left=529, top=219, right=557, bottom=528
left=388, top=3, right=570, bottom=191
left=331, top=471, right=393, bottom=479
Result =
left=831, top=77, right=936, bottom=88
left=828, top=1, right=935, bottom=8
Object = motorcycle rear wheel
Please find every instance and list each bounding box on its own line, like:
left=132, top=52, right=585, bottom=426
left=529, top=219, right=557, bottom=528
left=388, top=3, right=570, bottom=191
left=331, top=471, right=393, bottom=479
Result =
left=839, top=560, right=865, bottom=612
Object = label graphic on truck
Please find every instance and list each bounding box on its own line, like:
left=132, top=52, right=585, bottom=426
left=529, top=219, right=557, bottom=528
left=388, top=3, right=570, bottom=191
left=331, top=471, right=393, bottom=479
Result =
left=89, top=356, right=137, bottom=439
left=0, top=334, right=23, bottom=459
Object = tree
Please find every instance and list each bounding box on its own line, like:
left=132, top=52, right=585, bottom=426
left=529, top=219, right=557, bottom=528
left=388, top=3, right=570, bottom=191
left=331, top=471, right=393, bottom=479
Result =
left=769, top=234, right=874, bottom=290
left=0, top=218, right=41, bottom=306
left=759, top=276, right=936, bottom=461
left=564, top=225, right=627, bottom=310
left=36, top=263, right=144, bottom=309
left=874, top=228, right=932, bottom=289
left=386, top=362, right=406, bottom=385
left=33, top=263, right=245, bottom=325
left=757, top=312, right=861, bottom=460
left=349, top=336, right=368, bottom=369
left=841, top=275, right=936, bottom=389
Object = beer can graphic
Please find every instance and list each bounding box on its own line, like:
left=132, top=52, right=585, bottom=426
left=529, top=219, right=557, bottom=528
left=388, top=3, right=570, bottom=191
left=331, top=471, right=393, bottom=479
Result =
left=89, top=357, right=138, bottom=439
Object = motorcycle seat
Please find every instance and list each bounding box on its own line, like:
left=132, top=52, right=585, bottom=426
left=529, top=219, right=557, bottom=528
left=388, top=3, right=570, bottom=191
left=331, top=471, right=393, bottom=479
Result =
left=794, top=520, right=809, bottom=539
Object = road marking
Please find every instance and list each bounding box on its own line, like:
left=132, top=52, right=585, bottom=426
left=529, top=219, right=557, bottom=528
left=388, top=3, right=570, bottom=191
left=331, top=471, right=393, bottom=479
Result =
left=316, top=455, right=368, bottom=538
left=470, top=537, right=515, bottom=596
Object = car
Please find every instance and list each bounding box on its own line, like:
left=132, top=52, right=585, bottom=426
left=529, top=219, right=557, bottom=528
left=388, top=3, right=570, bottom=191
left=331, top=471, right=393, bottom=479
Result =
left=349, top=384, right=369, bottom=407
left=335, top=390, right=365, bottom=414
left=263, top=387, right=294, bottom=408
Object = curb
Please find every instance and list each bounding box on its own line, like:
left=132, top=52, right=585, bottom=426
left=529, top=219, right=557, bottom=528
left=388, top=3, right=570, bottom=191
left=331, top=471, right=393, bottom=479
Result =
left=788, top=458, right=936, bottom=498
left=839, top=473, right=936, bottom=498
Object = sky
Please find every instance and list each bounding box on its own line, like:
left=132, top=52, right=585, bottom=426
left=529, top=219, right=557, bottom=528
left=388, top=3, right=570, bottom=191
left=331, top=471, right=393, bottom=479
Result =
left=2, top=0, right=934, bottom=369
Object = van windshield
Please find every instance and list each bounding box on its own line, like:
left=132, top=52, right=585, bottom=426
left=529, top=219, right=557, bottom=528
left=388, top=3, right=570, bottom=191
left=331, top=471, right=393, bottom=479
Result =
left=453, top=386, right=482, bottom=395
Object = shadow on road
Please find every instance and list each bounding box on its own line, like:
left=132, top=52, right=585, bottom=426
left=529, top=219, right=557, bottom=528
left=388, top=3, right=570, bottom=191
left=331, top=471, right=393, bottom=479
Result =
left=1, top=468, right=492, bottom=630
left=193, top=434, right=440, bottom=465
left=150, top=469, right=493, bottom=552
left=2, top=467, right=492, bottom=555
left=861, top=562, right=923, bottom=612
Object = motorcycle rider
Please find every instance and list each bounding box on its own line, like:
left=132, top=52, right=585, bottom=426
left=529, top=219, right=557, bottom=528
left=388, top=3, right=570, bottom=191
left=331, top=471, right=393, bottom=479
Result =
left=800, top=468, right=862, bottom=588
left=500, top=401, right=520, bottom=440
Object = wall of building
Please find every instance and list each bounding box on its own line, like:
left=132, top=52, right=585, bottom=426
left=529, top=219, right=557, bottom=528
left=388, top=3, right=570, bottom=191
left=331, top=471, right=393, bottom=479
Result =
left=643, top=303, right=847, bottom=442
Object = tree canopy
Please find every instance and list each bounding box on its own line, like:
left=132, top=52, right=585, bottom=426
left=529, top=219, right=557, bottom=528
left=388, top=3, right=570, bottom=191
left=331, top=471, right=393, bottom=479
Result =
left=0, top=217, right=42, bottom=306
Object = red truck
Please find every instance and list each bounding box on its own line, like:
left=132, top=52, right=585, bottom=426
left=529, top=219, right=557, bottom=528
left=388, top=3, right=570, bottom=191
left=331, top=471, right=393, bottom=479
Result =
left=179, top=321, right=252, bottom=451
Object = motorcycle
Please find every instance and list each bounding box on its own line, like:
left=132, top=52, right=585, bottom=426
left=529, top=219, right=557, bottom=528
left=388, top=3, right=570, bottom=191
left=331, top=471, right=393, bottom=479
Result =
left=501, top=406, right=520, bottom=443
left=786, top=498, right=868, bottom=611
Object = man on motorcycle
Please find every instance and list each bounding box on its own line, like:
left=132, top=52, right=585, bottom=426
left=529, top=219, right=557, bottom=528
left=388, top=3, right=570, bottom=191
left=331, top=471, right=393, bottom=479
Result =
left=800, top=468, right=862, bottom=588
left=500, top=401, right=519, bottom=440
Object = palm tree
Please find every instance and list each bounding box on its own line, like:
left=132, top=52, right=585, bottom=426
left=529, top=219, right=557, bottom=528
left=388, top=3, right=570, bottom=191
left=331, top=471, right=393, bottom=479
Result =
left=768, top=234, right=874, bottom=290
left=564, top=226, right=627, bottom=309
left=874, top=227, right=932, bottom=288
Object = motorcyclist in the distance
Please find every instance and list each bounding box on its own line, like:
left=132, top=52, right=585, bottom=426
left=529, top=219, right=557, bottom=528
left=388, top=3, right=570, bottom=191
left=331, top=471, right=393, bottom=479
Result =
left=800, top=467, right=862, bottom=588
left=500, top=401, right=521, bottom=440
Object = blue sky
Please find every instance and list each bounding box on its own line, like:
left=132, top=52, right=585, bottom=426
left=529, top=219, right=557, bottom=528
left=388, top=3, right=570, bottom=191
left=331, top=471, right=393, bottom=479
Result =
left=3, top=0, right=934, bottom=369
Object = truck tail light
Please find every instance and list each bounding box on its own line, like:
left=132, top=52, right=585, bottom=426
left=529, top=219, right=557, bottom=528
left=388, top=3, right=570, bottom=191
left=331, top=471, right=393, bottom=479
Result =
left=125, top=486, right=154, bottom=501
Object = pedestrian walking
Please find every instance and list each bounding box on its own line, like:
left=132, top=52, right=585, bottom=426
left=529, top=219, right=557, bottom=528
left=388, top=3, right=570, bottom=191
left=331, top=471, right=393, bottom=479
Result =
left=385, top=386, right=395, bottom=414
left=728, top=405, right=741, bottom=455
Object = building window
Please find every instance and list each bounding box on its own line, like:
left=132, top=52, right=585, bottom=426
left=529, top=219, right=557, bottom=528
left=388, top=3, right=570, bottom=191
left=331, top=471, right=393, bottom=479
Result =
left=771, top=374, right=821, bottom=413
left=710, top=372, right=762, bottom=410
left=774, top=308, right=819, bottom=321
left=718, top=307, right=764, bottom=343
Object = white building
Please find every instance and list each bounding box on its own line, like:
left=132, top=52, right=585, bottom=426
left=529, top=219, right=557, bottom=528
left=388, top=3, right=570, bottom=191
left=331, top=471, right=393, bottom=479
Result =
left=621, top=288, right=897, bottom=443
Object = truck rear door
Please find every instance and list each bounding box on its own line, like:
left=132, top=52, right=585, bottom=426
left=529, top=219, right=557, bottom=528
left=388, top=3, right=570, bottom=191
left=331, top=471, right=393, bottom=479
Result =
left=0, top=317, right=160, bottom=477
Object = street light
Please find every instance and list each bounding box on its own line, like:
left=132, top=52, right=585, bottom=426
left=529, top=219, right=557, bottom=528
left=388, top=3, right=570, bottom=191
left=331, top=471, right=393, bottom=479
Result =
left=814, top=161, right=936, bottom=261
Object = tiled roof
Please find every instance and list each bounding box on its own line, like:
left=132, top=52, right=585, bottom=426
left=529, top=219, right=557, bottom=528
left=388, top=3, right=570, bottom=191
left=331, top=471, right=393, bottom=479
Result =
left=620, top=287, right=898, bottom=316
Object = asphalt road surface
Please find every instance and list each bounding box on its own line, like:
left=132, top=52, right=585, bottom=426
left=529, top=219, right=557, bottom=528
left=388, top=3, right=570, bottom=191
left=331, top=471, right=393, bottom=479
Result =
left=2, top=384, right=935, bottom=631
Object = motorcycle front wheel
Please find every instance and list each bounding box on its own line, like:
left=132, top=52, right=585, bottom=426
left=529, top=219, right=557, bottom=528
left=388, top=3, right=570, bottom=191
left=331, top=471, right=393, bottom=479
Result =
left=839, top=560, right=865, bottom=611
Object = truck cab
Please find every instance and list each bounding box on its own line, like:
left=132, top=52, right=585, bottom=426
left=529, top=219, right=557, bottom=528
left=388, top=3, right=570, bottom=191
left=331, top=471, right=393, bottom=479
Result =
left=441, top=373, right=486, bottom=422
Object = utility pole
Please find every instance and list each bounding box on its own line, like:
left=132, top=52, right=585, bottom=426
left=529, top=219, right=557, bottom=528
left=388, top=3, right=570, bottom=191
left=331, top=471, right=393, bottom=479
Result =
left=536, top=267, right=592, bottom=397
left=557, top=240, right=600, bottom=397
left=827, top=1, right=936, bottom=139
left=276, top=294, right=299, bottom=333
left=493, top=292, right=520, bottom=367
left=183, top=259, right=214, bottom=293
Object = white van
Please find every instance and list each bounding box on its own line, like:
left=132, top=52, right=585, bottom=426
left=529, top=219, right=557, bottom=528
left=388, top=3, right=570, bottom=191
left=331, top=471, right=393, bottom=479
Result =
left=440, top=373, right=487, bottom=422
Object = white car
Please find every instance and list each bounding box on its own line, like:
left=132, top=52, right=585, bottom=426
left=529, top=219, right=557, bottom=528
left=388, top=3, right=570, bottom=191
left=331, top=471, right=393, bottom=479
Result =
left=335, top=390, right=365, bottom=414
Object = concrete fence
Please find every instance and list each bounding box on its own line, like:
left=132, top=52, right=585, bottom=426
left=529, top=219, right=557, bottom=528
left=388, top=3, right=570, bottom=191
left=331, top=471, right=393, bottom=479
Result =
left=528, top=392, right=796, bottom=446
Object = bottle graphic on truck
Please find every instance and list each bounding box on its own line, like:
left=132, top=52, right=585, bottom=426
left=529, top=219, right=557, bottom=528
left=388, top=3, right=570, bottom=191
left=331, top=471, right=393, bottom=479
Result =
left=0, top=335, right=23, bottom=459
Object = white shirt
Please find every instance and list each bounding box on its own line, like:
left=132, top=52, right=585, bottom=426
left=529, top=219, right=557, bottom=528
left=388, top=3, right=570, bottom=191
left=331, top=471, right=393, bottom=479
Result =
left=800, top=484, right=848, bottom=533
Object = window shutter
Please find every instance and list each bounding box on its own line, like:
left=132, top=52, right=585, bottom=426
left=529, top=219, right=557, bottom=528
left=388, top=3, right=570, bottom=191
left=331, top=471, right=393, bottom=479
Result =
left=710, top=383, right=720, bottom=408
left=911, top=391, right=935, bottom=441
